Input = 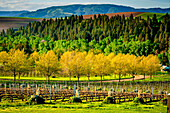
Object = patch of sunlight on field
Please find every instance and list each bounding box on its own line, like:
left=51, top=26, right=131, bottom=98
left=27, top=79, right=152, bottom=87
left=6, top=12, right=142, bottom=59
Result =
left=0, top=74, right=132, bottom=81
left=137, top=12, right=165, bottom=20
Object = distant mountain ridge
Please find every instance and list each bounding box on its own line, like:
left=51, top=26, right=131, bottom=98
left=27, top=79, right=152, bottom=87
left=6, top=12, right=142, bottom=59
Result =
left=1, top=4, right=170, bottom=18
left=0, top=11, right=29, bottom=17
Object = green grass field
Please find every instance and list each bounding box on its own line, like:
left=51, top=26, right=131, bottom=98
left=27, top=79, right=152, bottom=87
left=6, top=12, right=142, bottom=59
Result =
left=0, top=74, right=133, bottom=81
left=135, top=73, right=170, bottom=83
left=0, top=99, right=167, bottom=113
left=137, top=12, right=166, bottom=20
left=0, top=72, right=169, bottom=84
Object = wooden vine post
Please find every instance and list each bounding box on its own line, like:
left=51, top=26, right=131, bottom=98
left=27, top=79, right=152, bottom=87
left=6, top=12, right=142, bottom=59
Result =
left=138, top=90, right=141, bottom=98
left=108, top=91, right=111, bottom=97
left=167, top=93, right=170, bottom=113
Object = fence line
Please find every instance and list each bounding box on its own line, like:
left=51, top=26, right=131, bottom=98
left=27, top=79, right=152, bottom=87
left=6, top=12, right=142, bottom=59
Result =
left=0, top=83, right=168, bottom=103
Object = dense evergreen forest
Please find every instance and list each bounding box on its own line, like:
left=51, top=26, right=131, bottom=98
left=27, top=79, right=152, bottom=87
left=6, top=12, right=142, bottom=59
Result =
left=0, top=13, right=170, bottom=65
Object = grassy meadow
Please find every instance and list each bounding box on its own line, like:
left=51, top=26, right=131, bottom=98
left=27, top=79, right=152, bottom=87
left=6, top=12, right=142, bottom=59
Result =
left=137, top=12, right=166, bottom=20
left=0, top=72, right=169, bottom=83
left=0, top=99, right=167, bottom=113
left=0, top=74, right=133, bottom=82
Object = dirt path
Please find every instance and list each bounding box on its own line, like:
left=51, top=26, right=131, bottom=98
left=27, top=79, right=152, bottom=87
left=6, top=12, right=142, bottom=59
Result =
left=80, top=75, right=150, bottom=83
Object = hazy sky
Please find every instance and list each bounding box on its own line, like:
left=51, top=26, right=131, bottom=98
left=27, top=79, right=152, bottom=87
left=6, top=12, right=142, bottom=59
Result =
left=0, top=0, right=170, bottom=11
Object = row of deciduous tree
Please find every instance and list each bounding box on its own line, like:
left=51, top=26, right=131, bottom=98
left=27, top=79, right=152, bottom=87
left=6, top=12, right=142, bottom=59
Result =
left=0, top=49, right=160, bottom=85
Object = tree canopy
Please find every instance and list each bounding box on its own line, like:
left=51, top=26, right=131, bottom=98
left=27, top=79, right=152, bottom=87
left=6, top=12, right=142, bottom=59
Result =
left=0, top=13, right=169, bottom=64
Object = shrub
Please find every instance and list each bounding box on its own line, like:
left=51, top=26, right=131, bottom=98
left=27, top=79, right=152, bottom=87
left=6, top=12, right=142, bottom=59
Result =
left=133, top=97, right=144, bottom=104
left=28, top=95, right=45, bottom=105
left=69, top=97, right=82, bottom=103
left=103, top=97, right=115, bottom=104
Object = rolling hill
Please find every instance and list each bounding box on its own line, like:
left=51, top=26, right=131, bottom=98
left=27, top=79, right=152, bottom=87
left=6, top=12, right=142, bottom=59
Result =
left=0, top=11, right=29, bottom=17
left=0, top=17, right=42, bottom=32
left=19, top=4, right=170, bottom=18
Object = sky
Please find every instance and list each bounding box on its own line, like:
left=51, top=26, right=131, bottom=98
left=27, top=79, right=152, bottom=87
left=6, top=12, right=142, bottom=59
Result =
left=0, top=0, right=170, bottom=11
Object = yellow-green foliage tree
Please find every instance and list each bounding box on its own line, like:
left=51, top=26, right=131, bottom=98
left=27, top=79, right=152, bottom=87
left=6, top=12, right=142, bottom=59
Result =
left=0, top=51, right=9, bottom=65
left=35, top=50, right=60, bottom=83
left=111, top=53, right=128, bottom=82
left=0, top=48, right=161, bottom=82
left=107, top=52, right=116, bottom=74
left=137, top=55, right=148, bottom=79
left=89, top=49, right=102, bottom=55
left=60, top=51, right=76, bottom=81
left=144, top=55, right=160, bottom=79
left=29, top=51, right=39, bottom=64
left=0, top=51, right=9, bottom=76
left=53, top=48, right=64, bottom=58
left=0, top=49, right=29, bottom=81
left=126, top=54, right=138, bottom=81
left=29, top=51, right=39, bottom=77
left=84, top=52, right=95, bottom=81
left=71, top=51, right=87, bottom=89
left=93, top=53, right=110, bottom=86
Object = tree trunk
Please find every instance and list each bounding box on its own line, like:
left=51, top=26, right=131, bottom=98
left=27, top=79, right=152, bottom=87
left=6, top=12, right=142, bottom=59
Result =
left=144, top=73, right=145, bottom=79
left=103, top=75, right=104, bottom=80
left=34, top=68, right=36, bottom=77
left=23, top=73, right=25, bottom=77
left=119, top=74, right=121, bottom=82
left=48, top=75, right=50, bottom=84
left=14, top=69, right=16, bottom=82
left=150, top=74, right=152, bottom=79
left=69, top=73, right=71, bottom=81
left=88, top=74, right=90, bottom=81
left=77, top=75, right=79, bottom=90
left=100, top=75, right=102, bottom=87
left=31, top=71, right=33, bottom=77
left=18, top=72, right=21, bottom=80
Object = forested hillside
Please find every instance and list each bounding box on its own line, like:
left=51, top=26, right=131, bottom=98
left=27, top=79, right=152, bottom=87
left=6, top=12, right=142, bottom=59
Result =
left=0, top=13, right=170, bottom=64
